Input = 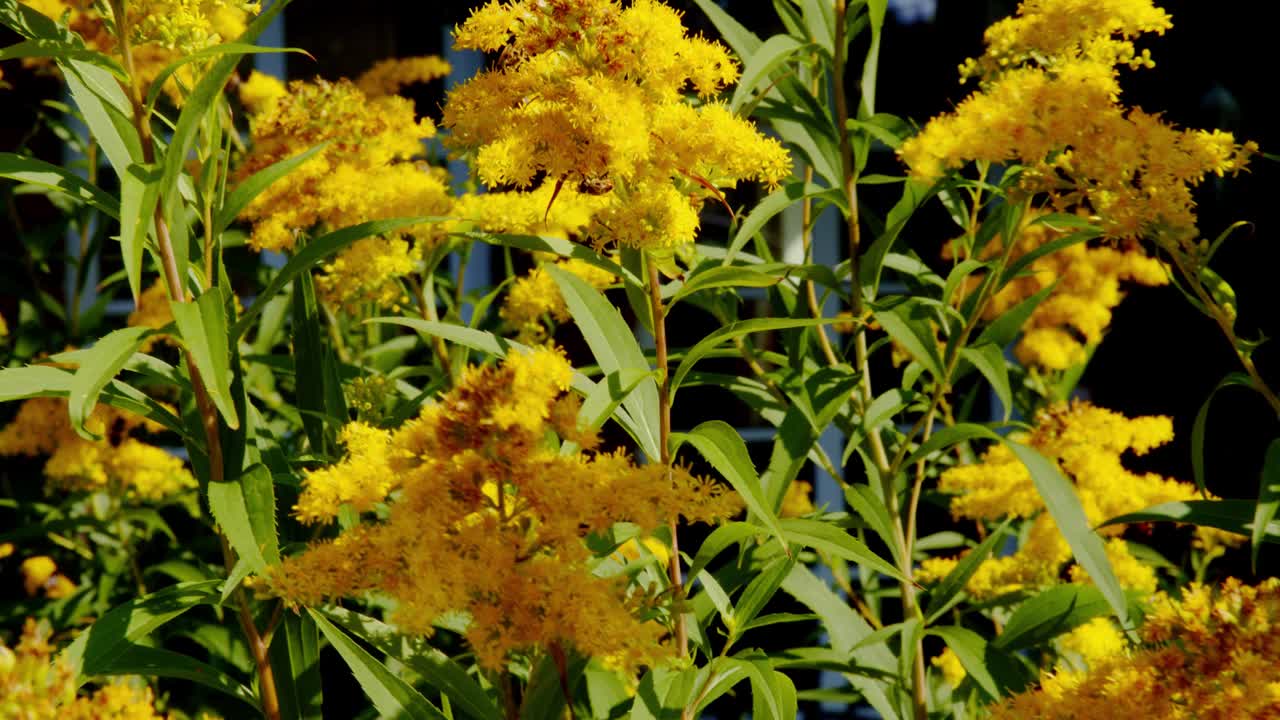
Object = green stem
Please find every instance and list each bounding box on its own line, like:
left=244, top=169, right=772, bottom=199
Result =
left=646, top=258, right=688, bottom=671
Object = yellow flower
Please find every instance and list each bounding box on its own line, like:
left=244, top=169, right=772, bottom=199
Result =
left=294, top=422, right=398, bottom=525
left=900, top=0, right=1255, bottom=243
left=20, top=556, right=57, bottom=596
left=779, top=480, right=815, bottom=518
left=238, top=70, right=287, bottom=113
left=356, top=56, right=451, bottom=98
left=993, top=578, right=1280, bottom=719
left=932, top=647, right=967, bottom=687
left=928, top=401, right=1240, bottom=600
left=500, top=258, right=616, bottom=342
left=0, top=397, right=196, bottom=501
left=444, top=0, right=789, bottom=249
left=266, top=346, right=742, bottom=671
left=1057, top=617, right=1126, bottom=666
left=234, top=76, right=450, bottom=254
left=19, top=0, right=255, bottom=99
left=1, top=619, right=168, bottom=719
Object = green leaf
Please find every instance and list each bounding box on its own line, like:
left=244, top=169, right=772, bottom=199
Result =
left=778, top=568, right=898, bottom=720
left=994, top=584, right=1114, bottom=651
left=670, top=317, right=832, bottom=401
left=843, top=484, right=903, bottom=568
left=730, top=34, right=810, bottom=111
left=858, top=0, right=888, bottom=117
left=860, top=179, right=930, bottom=299
left=1006, top=441, right=1130, bottom=628
left=689, top=0, right=763, bottom=57
left=309, top=610, right=446, bottom=720
left=679, top=420, right=790, bottom=554
left=998, top=230, right=1097, bottom=288
left=232, top=217, right=436, bottom=339
left=521, top=651, right=588, bottom=720
left=215, top=141, right=330, bottom=235
left=940, top=259, right=988, bottom=310
left=320, top=607, right=500, bottom=720
left=629, top=667, right=699, bottom=720
left=686, top=658, right=750, bottom=715
left=924, top=518, right=1012, bottom=622
left=549, top=265, right=662, bottom=461
left=270, top=612, right=324, bottom=720
left=567, top=368, right=654, bottom=452
left=667, top=265, right=782, bottom=309
left=0, top=37, right=126, bottom=77
left=0, top=152, right=120, bottom=219
left=144, top=42, right=307, bottom=118
left=686, top=522, right=764, bottom=581
left=1101, top=499, right=1280, bottom=543
left=976, top=284, right=1055, bottom=348
left=728, top=657, right=797, bottom=720
left=779, top=517, right=905, bottom=582
left=172, top=288, right=240, bottom=428
left=872, top=298, right=944, bottom=379
left=732, top=555, right=796, bottom=639
left=62, top=61, right=142, bottom=179
left=208, top=463, right=276, bottom=573
left=60, top=580, right=220, bottom=683
left=1254, top=440, right=1280, bottom=571
left=67, top=326, right=154, bottom=440
left=1191, top=372, right=1253, bottom=496
left=103, top=644, right=258, bottom=708
left=928, top=626, right=999, bottom=700
left=291, top=269, right=331, bottom=453
left=118, top=163, right=161, bottom=303
left=960, top=343, right=1012, bottom=421
left=725, top=182, right=835, bottom=264
left=901, top=422, right=1000, bottom=469
left=473, top=232, right=634, bottom=285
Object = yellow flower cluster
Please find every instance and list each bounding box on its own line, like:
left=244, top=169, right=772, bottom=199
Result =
left=0, top=397, right=196, bottom=501
left=126, top=0, right=258, bottom=53
left=779, top=480, right=815, bottom=518
left=993, top=578, right=1280, bottom=719
left=19, top=555, right=76, bottom=599
left=954, top=214, right=1168, bottom=370
left=448, top=183, right=611, bottom=239
left=899, top=0, right=1256, bottom=242
left=235, top=71, right=451, bottom=253
left=0, top=619, right=167, bottom=719
left=959, top=0, right=1173, bottom=80
left=355, top=55, right=452, bottom=98
left=445, top=0, right=790, bottom=249
left=917, top=402, right=1240, bottom=599
left=267, top=347, right=742, bottom=670
left=19, top=0, right=254, bottom=97
left=500, top=258, right=616, bottom=342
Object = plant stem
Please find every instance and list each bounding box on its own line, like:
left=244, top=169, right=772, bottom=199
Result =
left=833, top=2, right=925, bottom=716
left=111, top=7, right=281, bottom=719
left=646, top=258, right=688, bottom=668
left=1169, top=251, right=1280, bottom=419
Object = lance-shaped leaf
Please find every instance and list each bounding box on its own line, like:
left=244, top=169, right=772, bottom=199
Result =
left=677, top=421, right=789, bottom=556
left=171, top=288, right=240, bottom=428
left=67, top=326, right=154, bottom=440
